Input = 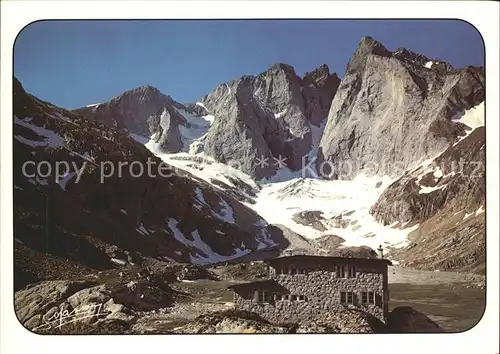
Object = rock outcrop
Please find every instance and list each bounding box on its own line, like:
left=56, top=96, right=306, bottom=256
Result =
left=296, top=310, right=386, bottom=333
left=370, top=125, right=485, bottom=274
left=392, top=210, right=485, bottom=274
left=302, top=64, right=341, bottom=126
left=291, top=209, right=359, bottom=233
left=173, top=310, right=290, bottom=333
left=292, top=210, right=328, bottom=231
left=172, top=308, right=386, bottom=333
left=314, top=234, right=346, bottom=253
left=14, top=273, right=184, bottom=334
left=370, top=127, right=485, bottom=225
left=199, top=63, right=340, bottom=179
left=317, top=36, right=484, bottom=180
left=75, top=85, right=190, bottom=153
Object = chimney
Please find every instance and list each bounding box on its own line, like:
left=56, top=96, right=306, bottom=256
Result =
left=377, top=245, right=384, bottom=259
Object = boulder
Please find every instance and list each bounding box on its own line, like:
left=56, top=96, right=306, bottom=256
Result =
left=388, top=306, right=444, bottom=333
left=14, top=277, right=179, bottom=333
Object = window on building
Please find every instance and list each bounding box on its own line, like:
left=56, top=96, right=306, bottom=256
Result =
left=340, top=291, right=355, bottom=304
left=336, top=265, right=356, bottom=278
left=290, top=267, right=297, bottom=275
left=336, top=265, right=345, bottom=278
left=361, top=291, right=376, bottom=305
left=278, top=294, right=308, bottom=302
left=297, top=268, right=305, bottom=274
left=257, top=291, right=270, bottom=303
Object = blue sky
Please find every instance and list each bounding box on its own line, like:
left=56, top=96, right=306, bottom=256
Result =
left=14, top=20, right=484, bottom=109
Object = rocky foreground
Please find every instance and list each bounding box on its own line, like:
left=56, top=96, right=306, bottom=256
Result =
left=14, top=262, right=482, bottom=334
left=14, top=281, right=438, bottom=334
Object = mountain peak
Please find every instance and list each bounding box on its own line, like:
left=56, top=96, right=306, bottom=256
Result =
left=302, top=64, right=341, bottom=93
left=393, top=47, right=454, bottom=72
left=345, top=36, right=392, bottom=74
left=267, top=63, right=297, bottom=75
left=303, top=64, right=330, bottom=81
left=108, top=84, right=172, bottom=106
left=130, top=84, right=162, bottom=96
left=358, top=36, right=390, bottom=52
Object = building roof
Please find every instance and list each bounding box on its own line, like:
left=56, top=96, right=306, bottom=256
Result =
left=227, top=279, right=286, bottom=291
left=264, top=254, right=392, bottom=266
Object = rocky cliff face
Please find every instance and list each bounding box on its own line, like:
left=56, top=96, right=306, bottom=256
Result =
left=75, top=86, right=190, bottom=153
left=13, top=77, right=279, bottom=289
left=199, top=63, right=340, bottom=179
left=302, top=64, right=342, bottom=126
left=310, top=37, right=485, bottom=274
left=317, top=36, right=484, bottom=179
left=370, top=127, right=485, bottom=226
left=370, top=125, right=485, bottom=274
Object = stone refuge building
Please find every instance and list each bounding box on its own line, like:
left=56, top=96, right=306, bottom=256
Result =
left=228, top=255, right=392, bottom=324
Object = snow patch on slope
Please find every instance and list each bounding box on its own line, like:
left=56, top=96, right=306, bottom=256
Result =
left=452, top=101, right=485, bottom=143
left=145, top=136, right=259, bottom=194
left=250, top=174, right=418, bottom=251
left=57, top=172, right=76, bottom=191
left=418, top=184, right=448, bottom=194
left=196, top=101, right=208, bottom=111
left=195, top=187, right=208, bottom=207
left=174, top=107, right=213, bottom=152
left=215, top=198, right=236, bottom=224
left=167, top=218, right=250, bottom=265
left=274, top=109, right=287, bottom=119
left=462, top=205, right=485, bottom=221
left=136, top=224, right=152, bottom=236
left=129, top=133, right=149, bottom=144
left=14, top=115, right=64, bottom=148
